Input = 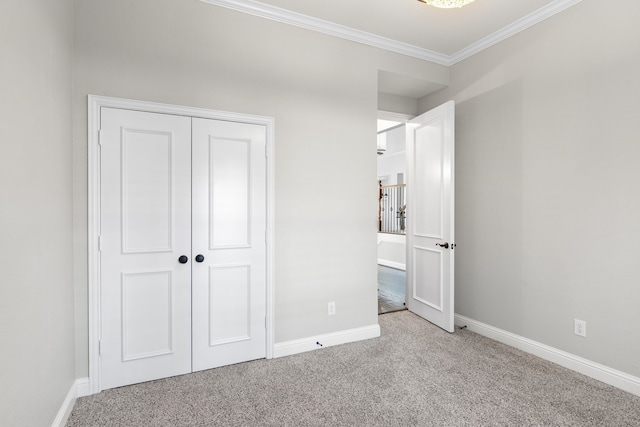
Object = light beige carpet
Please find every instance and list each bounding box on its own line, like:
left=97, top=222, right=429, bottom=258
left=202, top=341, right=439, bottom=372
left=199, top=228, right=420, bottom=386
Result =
left=68, top=311, right=640, bottom=426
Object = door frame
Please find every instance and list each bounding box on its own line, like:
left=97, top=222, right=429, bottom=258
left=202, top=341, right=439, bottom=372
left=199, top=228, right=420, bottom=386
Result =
left=87, top=95, right=275, bottom=394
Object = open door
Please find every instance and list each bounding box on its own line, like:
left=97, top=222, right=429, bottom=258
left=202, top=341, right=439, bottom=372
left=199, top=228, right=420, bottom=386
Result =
left=406, top=101, right=455, bottom=332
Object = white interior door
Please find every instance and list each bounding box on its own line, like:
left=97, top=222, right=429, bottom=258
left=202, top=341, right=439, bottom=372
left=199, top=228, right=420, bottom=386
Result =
left=99, top=108, right=193, bottom=389
left=191, top=118, right=267, bottom=372
left=99, top=107, right=267, bottom=389
left=406, top=101, right=455, bottom=332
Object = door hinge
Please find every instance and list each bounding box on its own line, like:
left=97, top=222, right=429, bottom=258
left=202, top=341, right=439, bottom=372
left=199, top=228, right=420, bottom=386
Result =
left=98, top=340, right=102, bottom=356
left=98, top=235, right=102, bottom=252
left=98, top=130, right=104, bottom=146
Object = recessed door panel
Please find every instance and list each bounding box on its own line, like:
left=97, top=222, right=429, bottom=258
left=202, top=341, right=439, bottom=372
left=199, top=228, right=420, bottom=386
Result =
left=414, top=121, right=444, bottom=239
left=121, top=129, right=173, bottom=253
left=121, top=271, right=173, bottom=361
left=208, top=265, right=251, bottom=345
left=413, top=247, right=442, bottom=311
left=209, top=137, right=251, bottom=249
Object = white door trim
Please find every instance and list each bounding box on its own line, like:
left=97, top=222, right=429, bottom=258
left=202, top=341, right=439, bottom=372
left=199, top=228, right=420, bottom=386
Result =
left=87, top=95, right=275, bottom=394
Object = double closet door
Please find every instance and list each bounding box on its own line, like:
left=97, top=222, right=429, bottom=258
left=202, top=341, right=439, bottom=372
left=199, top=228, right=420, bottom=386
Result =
left=99, top=107, right=266, bottom=390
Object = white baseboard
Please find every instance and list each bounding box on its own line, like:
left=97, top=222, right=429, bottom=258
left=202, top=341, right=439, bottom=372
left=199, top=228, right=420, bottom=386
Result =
left=51, top=381, right=76, bottom=427
left=51, top=378, right=90, bottom=427
left=273, top=323, right=381, bottom=358
left=454, top=314, right=640, bottom=397
left=76, top=377, right=91, bottom=397
left=377, top=259, right=406, bottom=270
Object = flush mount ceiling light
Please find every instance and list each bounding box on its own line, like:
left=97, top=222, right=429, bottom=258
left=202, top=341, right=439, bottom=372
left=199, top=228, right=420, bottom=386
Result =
left=418, top=0, right=476, bottom=8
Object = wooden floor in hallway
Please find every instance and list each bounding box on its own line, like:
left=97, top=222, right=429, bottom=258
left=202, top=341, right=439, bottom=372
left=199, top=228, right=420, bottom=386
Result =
left=378, top=265, right=406, bottom=314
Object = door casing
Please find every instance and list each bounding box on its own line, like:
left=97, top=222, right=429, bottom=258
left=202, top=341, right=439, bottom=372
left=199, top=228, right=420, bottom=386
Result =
left=87, top=95, right=275, bottom=394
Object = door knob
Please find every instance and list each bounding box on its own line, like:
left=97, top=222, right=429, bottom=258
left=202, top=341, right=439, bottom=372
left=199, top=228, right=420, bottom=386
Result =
left=195, top=254, right=205, bottom=263
left=436, top=242, right=449, bottom=249
left=178, top=255, right=189, bottom=264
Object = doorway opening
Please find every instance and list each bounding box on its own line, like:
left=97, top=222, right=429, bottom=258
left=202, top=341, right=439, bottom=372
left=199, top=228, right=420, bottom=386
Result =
left=378, top=265, right=406, bottom=314
left=377, top=116, right=409, bottom=314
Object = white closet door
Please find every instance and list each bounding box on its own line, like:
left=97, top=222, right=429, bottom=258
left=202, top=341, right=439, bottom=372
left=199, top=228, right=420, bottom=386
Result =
left=191, top=118, right=267, bottom=372
left=99, top=108, right=192, bottom=389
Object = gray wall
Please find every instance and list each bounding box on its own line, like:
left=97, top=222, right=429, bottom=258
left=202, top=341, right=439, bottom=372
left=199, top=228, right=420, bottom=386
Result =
left=420, top=0, right=640, bottom=377
left=72, top=0, right=449, bottom=377
left=0, top=0, right=76, bottom=425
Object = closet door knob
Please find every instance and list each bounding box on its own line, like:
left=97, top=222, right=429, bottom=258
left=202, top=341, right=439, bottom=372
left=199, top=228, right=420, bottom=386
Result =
left=178, top=255, right=189, bottom=264
left=435, top=242, right=449, bottom=249
left=195, top=254, right=205, bottom=263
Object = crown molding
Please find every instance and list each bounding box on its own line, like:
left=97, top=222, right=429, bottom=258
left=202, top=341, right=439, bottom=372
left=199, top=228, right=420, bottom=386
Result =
left=450, top=0, right=584, bottom=65
left=199, top=0, right=451, bottom=65
left=200, top=0, right=583, bottom=67
left=378, top=110, right=415, bottom=123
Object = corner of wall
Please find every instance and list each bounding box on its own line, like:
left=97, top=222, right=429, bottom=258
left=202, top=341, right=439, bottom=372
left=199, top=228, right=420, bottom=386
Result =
left=51, top=378, right=89, bottom=427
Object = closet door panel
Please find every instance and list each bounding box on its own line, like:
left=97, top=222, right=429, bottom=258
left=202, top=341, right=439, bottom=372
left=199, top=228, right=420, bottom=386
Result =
left=99, top=108, right=192, bottom=390
left=191, top=118, right=267, bottom=372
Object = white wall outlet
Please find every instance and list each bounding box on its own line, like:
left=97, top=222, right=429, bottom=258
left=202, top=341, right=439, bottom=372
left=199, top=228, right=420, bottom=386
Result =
left=574, top=319, right=586, bottom=337
left=328, top=301, right=336, bottom=316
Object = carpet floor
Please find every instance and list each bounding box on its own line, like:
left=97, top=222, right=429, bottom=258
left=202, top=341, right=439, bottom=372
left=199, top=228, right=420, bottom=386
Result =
left=67, top=311, right=640, bottom=426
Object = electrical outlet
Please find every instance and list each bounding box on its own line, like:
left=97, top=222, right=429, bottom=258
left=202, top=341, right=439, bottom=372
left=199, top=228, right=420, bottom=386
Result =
left=574, top=319, right=586, bottom=337
left=328, top=301, right=336, bottom=316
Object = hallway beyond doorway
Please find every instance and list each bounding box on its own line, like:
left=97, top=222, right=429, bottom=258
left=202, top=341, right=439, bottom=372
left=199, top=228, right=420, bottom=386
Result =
left=378, top=265, right=406, bottom=314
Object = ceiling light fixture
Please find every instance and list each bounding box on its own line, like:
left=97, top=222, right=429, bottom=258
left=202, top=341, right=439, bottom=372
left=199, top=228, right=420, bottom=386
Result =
left=417, top=0, right=476, bottom=8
